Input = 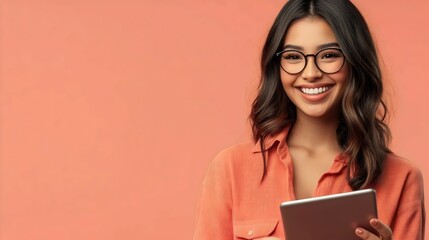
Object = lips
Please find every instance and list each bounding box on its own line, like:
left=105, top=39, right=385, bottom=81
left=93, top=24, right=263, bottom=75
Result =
left=299, top=85, right=333, bottom=95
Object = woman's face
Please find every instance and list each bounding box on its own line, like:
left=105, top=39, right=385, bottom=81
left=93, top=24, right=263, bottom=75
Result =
left=280, top=16, right=349, bottom=120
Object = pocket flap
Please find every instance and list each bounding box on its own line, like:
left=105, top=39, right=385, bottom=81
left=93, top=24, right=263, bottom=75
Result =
left=233, top=219, right=279, bottom=239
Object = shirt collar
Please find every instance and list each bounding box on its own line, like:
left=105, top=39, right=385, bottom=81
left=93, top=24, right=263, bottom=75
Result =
left=251, top=125, right=349, bottom=165
left=251, top=125, right=291, bottom=153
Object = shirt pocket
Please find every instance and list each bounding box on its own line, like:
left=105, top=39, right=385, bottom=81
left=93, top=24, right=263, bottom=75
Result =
left=233, top=219, right=279, bottom=239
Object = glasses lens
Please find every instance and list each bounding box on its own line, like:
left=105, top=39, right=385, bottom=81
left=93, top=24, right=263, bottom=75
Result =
left=279, top=51, right=306, bottom=74
left=316, top=49, right=344, bottom=73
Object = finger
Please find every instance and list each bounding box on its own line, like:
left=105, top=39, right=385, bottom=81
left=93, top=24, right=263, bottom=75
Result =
left=370, top=218, right=393, bottom=240
left=355, top=227, right=379, bottom=239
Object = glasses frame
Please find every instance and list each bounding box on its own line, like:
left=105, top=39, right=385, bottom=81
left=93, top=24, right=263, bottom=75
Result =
left=275, top=47, right=346, bottom=75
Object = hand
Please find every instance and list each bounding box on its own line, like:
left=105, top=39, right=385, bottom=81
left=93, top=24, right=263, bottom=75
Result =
left=355, top=218, right=393, bottom=240
left=255, top=238, right=279, bottom=240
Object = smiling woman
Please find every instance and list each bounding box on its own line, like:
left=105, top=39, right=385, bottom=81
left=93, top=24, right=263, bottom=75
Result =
left=279, top=17, right=348, bottom=121
left=193, top=0, right=425, bottom=240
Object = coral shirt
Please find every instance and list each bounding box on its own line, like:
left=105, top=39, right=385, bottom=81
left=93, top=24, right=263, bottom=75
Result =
left=193, top=126, right=425, bottom=240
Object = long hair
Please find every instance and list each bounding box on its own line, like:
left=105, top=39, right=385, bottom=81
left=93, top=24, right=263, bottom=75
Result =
left=250, top=0, right=391, bottom=190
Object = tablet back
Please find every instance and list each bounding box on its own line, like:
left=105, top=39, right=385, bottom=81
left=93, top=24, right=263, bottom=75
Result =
left=280, top=189, right=378, bottom=240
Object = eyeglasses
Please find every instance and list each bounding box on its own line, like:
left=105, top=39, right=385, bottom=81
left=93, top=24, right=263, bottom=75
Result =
left=275, top=48, right=345, bottom=74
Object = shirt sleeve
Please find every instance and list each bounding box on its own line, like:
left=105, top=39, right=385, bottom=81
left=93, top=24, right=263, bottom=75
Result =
left=391, top=166, right=426, bottom=240
left=193, top=150, right=234, bottom=240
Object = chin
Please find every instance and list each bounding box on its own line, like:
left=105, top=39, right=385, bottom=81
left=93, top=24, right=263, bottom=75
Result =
left=298, top=106, right=336, bottom=120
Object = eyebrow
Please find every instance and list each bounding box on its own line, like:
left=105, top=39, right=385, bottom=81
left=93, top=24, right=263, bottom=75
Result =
left=281, top=42, right=340, bottom=51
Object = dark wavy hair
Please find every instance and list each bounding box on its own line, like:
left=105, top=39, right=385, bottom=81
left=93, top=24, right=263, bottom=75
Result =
left=250, top=0, right=391, bottom=190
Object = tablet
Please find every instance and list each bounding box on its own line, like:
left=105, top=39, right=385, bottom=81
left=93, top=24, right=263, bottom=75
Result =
left=280, top=189, right=378, bottom=240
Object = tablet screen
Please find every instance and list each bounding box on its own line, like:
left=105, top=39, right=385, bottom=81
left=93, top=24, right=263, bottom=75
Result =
left=280, top=189, right=378, bottom=240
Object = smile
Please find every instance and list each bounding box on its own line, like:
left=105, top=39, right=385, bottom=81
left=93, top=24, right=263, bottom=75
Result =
left=300, top=85, right=333, bottom=95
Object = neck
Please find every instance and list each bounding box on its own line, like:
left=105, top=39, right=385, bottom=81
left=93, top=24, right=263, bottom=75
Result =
left=287, top=111, right=342, bottom=152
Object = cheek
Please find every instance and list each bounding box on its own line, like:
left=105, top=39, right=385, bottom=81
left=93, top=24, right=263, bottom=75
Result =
left=280, top=71, right=295, bottom=89
left=336, top=63, right=349, bottom=84
left=279, top=71, right=300, bottom=101
left=332, top=73, right=348, bottom=86
left=330, top=65, right=349, bottom=100
left=327, top=63, right=349, bottom=88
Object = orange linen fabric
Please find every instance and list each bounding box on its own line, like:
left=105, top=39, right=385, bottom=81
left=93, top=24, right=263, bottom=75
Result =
left=193, top=126, right=425, bottom=240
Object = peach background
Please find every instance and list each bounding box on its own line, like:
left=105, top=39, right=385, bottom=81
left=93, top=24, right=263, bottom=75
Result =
left=1, top=0, right=428, bottom=239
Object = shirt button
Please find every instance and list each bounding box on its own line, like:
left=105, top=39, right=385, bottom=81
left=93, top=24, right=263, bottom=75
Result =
left=248, top=230, right=253, bottom=236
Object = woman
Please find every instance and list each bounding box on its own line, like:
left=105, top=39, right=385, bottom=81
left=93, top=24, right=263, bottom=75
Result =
left=194, top=0, right=425, bottom=239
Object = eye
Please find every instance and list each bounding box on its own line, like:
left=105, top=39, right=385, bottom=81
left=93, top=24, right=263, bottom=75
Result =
left=322, top=53, right=340, bottom=59
left=320, top=49, right=343, bottom=59
left=285, top=55, right=301, bottom=60
left=282, top=52, right=304, bottom=61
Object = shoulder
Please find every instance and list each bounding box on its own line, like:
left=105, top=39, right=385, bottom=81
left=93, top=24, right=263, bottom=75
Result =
left=211, top=140, right=260, bottom=167
left=376, top=153, right=424, bottom=197
left=382, top=154, right=423, bottom=179
left=375, top=154, right=424, bottom=221
left=204, top=140, right=263, bottom=183
left=374, top=155, right=425, bottom=237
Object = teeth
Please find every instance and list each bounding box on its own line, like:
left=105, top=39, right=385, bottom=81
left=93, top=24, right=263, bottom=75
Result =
left=301, top=86, right=331, bottom=95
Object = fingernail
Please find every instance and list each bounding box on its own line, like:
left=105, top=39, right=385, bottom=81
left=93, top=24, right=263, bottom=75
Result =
left=371, top=219, right=378, bottom=226
left=355, top=228, right=363, bottom=235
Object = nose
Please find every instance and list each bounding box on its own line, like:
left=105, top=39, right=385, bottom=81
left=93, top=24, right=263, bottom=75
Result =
left=301, top=56, right=323, bottom=81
